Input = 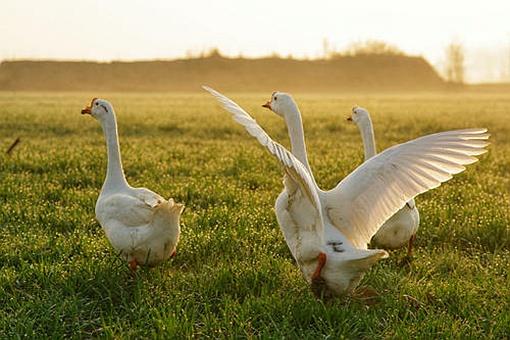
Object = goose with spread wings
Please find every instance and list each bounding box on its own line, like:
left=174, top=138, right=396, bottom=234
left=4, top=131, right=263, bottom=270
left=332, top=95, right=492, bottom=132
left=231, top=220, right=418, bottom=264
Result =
left=203, top=86, right=489, bottom=297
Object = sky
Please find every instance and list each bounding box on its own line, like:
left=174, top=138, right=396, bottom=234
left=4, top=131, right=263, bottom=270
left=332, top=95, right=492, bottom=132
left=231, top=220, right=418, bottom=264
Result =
left=1, top=0, right=510, bottom=82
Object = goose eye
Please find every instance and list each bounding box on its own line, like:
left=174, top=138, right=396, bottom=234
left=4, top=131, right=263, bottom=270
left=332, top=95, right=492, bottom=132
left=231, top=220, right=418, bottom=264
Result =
left=274, top=96, right=277, bottom=101
left=95, top=102, right=99, bottom=106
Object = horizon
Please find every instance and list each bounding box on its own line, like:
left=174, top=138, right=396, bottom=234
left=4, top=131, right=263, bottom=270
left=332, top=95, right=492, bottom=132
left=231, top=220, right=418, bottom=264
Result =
left=2, top=0, right=510, bottom=83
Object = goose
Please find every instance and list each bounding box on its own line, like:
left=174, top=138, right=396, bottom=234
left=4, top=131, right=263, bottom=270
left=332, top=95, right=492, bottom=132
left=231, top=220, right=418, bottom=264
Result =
left=348, top=107, right=420, bottom=256
left=204, top=86, right=489, bottom=298
left=81, top=98, right=184, bottom=271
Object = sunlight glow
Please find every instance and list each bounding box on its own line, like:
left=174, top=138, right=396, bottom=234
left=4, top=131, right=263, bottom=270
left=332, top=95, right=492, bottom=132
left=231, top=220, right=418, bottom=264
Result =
left=1, top=0, right=510, bottom=82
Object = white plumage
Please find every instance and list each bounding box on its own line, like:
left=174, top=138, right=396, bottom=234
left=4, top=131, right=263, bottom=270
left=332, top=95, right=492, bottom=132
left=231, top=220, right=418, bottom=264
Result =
left=204, top=86, right=489, bottom=297
left=82, top=98, right=184, bottom=271
left=348, top=106, right=419, bottom=253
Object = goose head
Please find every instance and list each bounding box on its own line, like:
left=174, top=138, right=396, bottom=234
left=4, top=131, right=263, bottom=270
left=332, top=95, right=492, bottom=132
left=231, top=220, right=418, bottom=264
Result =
left=347, top=106, right=371, bottom=125
left=262, top=92, right=300, bottom=119
left=81, top=98, right=114, bottom=122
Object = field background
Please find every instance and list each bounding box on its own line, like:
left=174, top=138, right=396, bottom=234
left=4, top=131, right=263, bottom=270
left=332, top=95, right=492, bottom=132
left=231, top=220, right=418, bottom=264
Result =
left=0, top=91, right=509, bottom=337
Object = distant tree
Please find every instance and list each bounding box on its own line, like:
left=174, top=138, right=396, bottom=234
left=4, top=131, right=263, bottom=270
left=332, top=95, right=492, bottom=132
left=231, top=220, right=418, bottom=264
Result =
left=204, top=48, right=222, bottom=58
left=322, top=38, right=332, bottom=59
left=445, top=41, right=465, bottom=84
left=342, top=40, right=403, bottom=56
left=269, top=51, right=281, bottom=58
left=185, top=49, right=201, bottom=59
left=506, top=37, right=510, bottom=81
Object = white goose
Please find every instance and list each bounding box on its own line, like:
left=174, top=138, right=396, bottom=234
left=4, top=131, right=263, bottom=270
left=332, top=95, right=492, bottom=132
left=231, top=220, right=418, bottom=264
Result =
left=204, top=87, right=489, bottom=298
left=348, top=107, right=420, bottom=255
left=81, top=98, right=184, bottom=271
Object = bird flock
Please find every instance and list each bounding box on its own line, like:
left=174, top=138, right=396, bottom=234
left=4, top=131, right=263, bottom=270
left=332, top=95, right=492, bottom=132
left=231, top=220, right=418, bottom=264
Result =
left=81, top=87, right=489, bottom=299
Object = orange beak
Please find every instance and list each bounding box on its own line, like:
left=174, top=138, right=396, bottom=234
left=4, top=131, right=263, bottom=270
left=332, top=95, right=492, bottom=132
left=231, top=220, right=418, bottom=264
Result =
left=81, top=106, right=91, bottom=115
left=262, top=101, right=272, bottom=110
left=81, top=97, right=98, bottom=115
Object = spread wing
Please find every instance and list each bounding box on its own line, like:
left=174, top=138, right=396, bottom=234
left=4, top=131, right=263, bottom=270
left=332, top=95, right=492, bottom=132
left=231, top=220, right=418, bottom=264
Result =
left=326, top=128, right=489, bottom=249
left=203, top=85, right=323, bottom=225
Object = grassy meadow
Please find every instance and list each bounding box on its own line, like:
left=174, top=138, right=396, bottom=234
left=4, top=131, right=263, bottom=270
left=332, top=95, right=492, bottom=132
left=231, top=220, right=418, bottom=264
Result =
left=0, top=91, right=509, bottom=338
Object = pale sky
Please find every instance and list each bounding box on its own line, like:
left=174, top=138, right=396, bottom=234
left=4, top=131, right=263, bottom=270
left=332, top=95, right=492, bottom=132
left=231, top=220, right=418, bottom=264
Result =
left=2, top=0, right=510, bottom=82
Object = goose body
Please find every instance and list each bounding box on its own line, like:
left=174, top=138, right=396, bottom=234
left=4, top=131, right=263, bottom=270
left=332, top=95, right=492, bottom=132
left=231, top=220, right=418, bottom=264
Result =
left=348, top=107, right=420, bottom=253
left=370, top=201, right=419, bottom=251
left=205, top=86, right=489, bottom=297
left=82, top=98, right=184, bottom=270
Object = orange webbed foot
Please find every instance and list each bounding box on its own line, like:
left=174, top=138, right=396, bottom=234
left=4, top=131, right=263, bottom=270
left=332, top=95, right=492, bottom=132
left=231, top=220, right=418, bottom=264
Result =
left=129, top=258, right=138, bottom=273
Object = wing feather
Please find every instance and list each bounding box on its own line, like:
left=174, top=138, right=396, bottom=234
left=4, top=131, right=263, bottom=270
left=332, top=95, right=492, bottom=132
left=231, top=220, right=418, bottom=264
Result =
left=326, top=128, right=489, bottom=248
left=203, top=86, right=323, bottom=220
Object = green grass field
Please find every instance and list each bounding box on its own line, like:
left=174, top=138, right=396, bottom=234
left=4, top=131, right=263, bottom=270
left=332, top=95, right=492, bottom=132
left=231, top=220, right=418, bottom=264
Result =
left=0, top=91, right=509, bottom=338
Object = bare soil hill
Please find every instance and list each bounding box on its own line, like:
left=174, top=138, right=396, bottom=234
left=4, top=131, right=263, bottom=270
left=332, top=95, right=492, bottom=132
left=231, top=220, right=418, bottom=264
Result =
left=0, top=55, right=446, bottom=92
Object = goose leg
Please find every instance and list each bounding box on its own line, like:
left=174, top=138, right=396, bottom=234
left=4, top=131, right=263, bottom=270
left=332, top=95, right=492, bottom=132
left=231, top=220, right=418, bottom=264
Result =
left=171, top=250, right=177, bottom=258
left=310, top=252, right=329, bottom=298
left=312, top=252, right=327, bottom=281
left=353, top=286, right=380, bottom=305
left=407, top=234, right=416, bottom=257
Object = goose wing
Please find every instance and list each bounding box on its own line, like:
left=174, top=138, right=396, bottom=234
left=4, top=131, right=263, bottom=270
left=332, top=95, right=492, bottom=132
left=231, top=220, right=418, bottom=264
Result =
left=96, top=193, right=156, bottom=228
left=325, top=128, right=489, bottom=249
left=203, top=85, right=323, bottom=228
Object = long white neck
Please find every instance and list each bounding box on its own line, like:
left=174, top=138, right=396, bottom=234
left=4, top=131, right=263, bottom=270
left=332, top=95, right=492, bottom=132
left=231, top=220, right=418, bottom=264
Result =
left=358, top=117, right=377, bottom=161
left=99, top=112, right=128, bottom=191
left=283, top=106, right=314, bottom=178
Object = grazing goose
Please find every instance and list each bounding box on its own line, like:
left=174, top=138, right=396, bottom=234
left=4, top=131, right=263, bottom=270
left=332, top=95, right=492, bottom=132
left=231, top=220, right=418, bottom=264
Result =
left=204, top=86, right=489, bottom=298
left=348, top=107, right=420, bottom=256
left=81, top=98, right=184, bottom=271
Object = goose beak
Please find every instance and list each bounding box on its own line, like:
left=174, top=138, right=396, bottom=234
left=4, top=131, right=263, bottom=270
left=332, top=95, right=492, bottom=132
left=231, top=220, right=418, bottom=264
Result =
left=81, top=106, right=92, bottom=115
left=262, top=101, right=272, bottom=110
left=81, top=97, right=98, bottom=115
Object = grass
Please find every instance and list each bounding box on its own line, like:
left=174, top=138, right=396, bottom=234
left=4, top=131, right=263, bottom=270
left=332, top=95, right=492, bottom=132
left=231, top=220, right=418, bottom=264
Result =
left=0, top=91, right=509, bottom=338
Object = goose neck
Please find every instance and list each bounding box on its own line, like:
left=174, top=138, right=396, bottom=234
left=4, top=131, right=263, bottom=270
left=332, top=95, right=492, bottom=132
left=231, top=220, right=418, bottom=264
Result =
left=359, top=118, right=377, bottom=161
left=100, top=113, right=128, bottom=191
left=284, top=108, right=313, bottom=175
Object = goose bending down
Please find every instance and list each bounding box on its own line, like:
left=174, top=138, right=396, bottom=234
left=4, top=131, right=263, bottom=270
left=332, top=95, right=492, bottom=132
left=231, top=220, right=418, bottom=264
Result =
left=348, top=107, right=420, bottom=255
left=81, top=98, right=184, bottom=271
left=204, top=86, right=489, bottom=298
